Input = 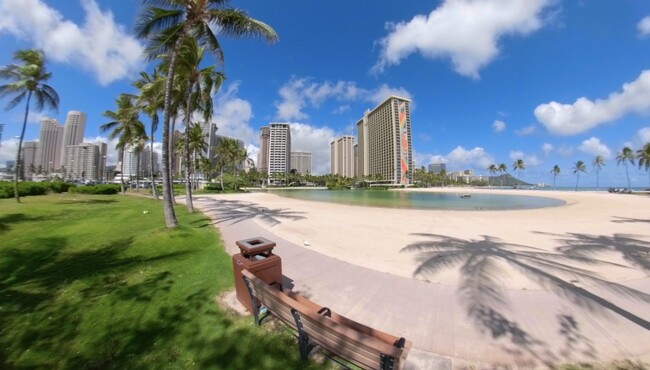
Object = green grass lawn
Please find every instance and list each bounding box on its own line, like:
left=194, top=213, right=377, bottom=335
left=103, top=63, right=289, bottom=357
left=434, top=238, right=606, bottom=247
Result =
left=0, top=194, right=326, bottom=369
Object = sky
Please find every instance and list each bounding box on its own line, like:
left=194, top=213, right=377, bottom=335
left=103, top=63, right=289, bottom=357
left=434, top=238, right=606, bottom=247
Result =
left=1, top=0, right=650, bottom=187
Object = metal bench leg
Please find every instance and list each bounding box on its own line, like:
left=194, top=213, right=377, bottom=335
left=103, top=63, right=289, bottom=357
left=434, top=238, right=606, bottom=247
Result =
left=242, top=275, right=261, bottom=325
left=380, top=353, right=396, bottom=370
left=291, top=308, right=311, bottom=361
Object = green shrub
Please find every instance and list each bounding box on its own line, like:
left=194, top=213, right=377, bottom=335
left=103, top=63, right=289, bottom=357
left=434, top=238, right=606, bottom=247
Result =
left=69, top=184, right=120, bottom=195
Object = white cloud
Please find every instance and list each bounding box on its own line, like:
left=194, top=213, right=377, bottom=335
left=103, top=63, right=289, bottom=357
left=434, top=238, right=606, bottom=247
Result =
left=0, top=138, right=20, bottom=165
left=492, top=120, right=506, bottom=132
left=509, top=150, right=542, bottom=166
left=0, top=0, right=144, bottom=85
left=535, top=70, right=650, bottom=135
left=372, top=0, right=554, bottom=78
left=275, top=78, right=412, bottom=120
left=212, top=83, right=257, bottom=144
left=423, top=146, right=494, bottom=172
left=514, top=124, right=536, bottom=136
left=542, top=143, right=554, bottom=156
left=556, top=145, right=574, bottom=158
left=637, top=127, right=650, bottom=144
left=287, top=122, right=336, bottom=175
left=578, top=137, right=612, bottom=158
left=637, top=16, right=650, bottom=38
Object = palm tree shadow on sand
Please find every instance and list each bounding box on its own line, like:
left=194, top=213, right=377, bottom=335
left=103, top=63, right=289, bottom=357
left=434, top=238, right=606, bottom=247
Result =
left=401, top=233, right=650, bottom=365
left=193, top=198, right=307, bottom=227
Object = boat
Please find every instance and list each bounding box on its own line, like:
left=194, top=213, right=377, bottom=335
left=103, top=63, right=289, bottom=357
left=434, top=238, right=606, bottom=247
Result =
left=459, top=194, right=471, bottom=199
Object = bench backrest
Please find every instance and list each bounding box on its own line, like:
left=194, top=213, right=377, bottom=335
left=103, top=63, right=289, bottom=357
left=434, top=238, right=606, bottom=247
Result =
left=241, top=269, right=410, bottom=370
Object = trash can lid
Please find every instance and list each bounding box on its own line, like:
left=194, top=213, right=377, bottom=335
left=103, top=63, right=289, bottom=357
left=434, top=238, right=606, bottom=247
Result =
left=236, top=237, right=276, bottom=255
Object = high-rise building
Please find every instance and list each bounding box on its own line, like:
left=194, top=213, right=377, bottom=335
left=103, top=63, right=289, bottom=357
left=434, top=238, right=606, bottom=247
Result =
left=61, top=111, right=87, bottom=165
left=258, top=123, right=291, bottom=179
left=291, top=151, right=311, bottom=174
left=330, top=136, right=355, bottom=178
left=356, top=96, right=412, bottom=185
left=200, top=121, right=218, bottom=161
left=257, top=126, right=270, bottom=174
left=117, top=144, right=157, bottom=179
left=428, top=163, right=446, bottom=174
left=36, top=117, right=63, bottom=173
left=22, top=141, right=39, bottom=179
left=65, top=143, right=100, bottom=181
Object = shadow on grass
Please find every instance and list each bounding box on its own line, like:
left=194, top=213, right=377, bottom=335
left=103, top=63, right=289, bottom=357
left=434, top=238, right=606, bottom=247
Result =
left=401, top=233, right=650, bottom=365
left=0, top=213, right=59, bottom=234
left=57, top=198, right=119, bottom=205
left=195, top=198, right=307, bottom=227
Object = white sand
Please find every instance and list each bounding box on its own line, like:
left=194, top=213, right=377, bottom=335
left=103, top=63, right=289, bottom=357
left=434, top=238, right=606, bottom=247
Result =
left=219, top=188, right=650, bottom=290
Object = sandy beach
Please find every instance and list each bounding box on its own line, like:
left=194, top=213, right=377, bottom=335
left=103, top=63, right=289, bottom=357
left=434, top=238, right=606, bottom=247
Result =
left=194, top=188, right=650, bottom=367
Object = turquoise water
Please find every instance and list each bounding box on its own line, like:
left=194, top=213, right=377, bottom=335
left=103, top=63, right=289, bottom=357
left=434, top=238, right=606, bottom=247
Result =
left=271, top=189, right=566, bottom=210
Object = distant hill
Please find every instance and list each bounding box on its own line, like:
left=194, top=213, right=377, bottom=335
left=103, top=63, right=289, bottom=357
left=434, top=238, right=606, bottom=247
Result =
left=487, top=174, right=533, bottom=187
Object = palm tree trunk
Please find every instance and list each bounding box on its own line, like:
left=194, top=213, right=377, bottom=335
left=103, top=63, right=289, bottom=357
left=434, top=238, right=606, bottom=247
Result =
left=575, top=173, right=579, bottom=192
left=120, top=149, right=126, bottom=194
left=14, top=91, right=32, bottom=203
left=150, top=136, right=158, bottom=199
left=625, top=163, right=631, bottom=189
left=183, top=84, right=194, bottom=213
left=160, top=41, right=183, bottom=227
left=220, top=167, right=224, bottom=191
left=136, top=151, right=141, bottom=192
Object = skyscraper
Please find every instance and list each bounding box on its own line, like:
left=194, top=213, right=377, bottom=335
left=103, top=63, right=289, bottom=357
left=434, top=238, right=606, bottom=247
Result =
left=65, top=144, right=100, bottom=181
left=356, top=96, right=412, bottom=185
left=259, top=124, right=291, bottom=179
left=22, top=141, right=38, bottom=179
left=36, top=117, right=63, bottom=173
left=257, top=126, right=270, bottom=174
left=330, top=135, right=355, bottom=178
left=61, top=111, right=87, bottom=165
left=291, top=151, right=311, bottom=175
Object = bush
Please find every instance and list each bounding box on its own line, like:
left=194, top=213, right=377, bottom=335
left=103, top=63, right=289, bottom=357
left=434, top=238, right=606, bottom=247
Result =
left=69, top=184, right=120, bottom=195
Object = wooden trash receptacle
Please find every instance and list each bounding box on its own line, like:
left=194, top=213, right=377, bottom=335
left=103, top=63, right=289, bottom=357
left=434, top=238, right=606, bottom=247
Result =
left=232, top=237, right=282, bottom=312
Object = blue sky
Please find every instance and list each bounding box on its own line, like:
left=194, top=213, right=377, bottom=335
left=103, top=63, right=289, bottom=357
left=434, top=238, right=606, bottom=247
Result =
left=1, top=0, right=650, bottom=187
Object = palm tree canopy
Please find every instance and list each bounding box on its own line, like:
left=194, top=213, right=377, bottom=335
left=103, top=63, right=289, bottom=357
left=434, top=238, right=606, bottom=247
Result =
left=616, top=147, right=635, bottom=166
left=551, top=165, right=560, bottom=175
left=592, top=155, right=605, bottom=169
left=487, top=164, right=497, bottom=174
left=136, top=0, right=278, bottom=62
left=637, top=143, right=650, bottom=171
left=573, top=160, right=587, bottom=174
left=513, top=159, right=525, bottom=171
left=0, top=49, right=59, bottom=112
left=101, top=94, right=146, bottom=149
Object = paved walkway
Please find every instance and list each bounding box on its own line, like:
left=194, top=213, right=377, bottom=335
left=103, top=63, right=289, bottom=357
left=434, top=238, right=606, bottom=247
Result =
left=192, top=195, right=650, bottom=369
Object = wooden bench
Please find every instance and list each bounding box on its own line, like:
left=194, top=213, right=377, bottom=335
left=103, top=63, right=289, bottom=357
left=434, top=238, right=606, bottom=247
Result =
left=241, top=269, right=411, bottom=370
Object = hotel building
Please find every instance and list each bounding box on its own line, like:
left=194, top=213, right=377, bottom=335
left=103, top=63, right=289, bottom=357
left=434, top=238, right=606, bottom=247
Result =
left=330, top=135, right=355, bottom=178
left=259, top=123, right=291, bottom=178
left=356, top=96, right=413, bottom=185
left=257, top=126, right=270, bottom=174
left=36, top=117, right=63, bottom=173
left=291, top=151, right=312, bottom=175
left=61, top=111, right=87, bottom=165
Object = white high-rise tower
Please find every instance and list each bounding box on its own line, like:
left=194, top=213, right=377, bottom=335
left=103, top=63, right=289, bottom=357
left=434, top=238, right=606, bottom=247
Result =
left=36, top=117, right=63, bottom=172
left=61, top=111, right=87, bottom=165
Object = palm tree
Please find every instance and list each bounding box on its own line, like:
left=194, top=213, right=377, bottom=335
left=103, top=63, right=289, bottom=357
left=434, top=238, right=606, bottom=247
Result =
left=487, top=164, right=497, bottom=186
left=439, top=169, right=447, bottom=187
left=592, top=155, right=605, bottom=192
left=636, top=143, right=650, bottom=187
left=136, top=1, right=278, bottom=227
left=512, top=159, right=525, bottom=188
left=572, top=160, right=587, bottom=192
left=0, top=49, right=59, bottom=203
left=133, top=70, right=165, bottom=199
left=616, top=147, right=635, bottom=190
left=497, top=163, right=508, bottom=188
left=550, top=165, right=560, bottom=190
left=132, top=135, right=148, bottom=191
left=187, top=123, right=208, bottom=190
left=100, top=94, right=145, bottom=194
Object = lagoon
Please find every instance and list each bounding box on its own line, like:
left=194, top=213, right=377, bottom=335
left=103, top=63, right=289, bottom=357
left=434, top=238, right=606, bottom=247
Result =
left=271, top=189, right=565, bottom=210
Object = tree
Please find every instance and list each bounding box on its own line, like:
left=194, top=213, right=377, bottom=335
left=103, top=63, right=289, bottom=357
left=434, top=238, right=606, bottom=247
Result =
left=616, top=147, right=635, bottom=190
left=487, top=164, right=497, bottom=186
left=592, top=155, right=605, bottom=192
left=100, top=94, right=145, bottom=194
left=637, top=143, right=650, bottom=187
left=497, top=163, right=508, bottom=188
left=187, top=123, right=208, bottom=190
left=439, top=169, right=447, bottom=187
left=512, top=159, right=525, bottom=187
left=572, top=160, right=587, bottom=192
left=132, top=135, right=148, bottom=190
left=0, top=49, right=59, bottom=203
left=133, top=70, right=165, bottom=199
left=550, top=165, right=560, bottom=191
left=136, top=1, right=278, bottom=227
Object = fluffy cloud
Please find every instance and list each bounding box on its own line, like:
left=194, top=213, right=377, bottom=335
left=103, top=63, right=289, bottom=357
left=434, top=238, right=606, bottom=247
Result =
left=534, top=70, right=650, bottom=135
left=492, top=120, right=506, bottom=132
left=637, top=127, right=650, bottom=144
left=509, top=150, right=542, bottom=166
left=542, top=143, right=554, bottom=156
left=287, top=122, right=337, bottom=175
left=638, top=16, right=650, bottom=38
left=0, top=0, right=144, bottom=85
left=372, top=0, right=554, bottom=78
left=0, top=138, right=20, bottom=165
left=275, top=78, right=412, bottom=120
left=514, top=124, right=536, bottom=136
left=212, top=83, right=257, bottom=144
left=423, top=146, right=494, bottom=172
left=578, top=137, right=611, bottom=158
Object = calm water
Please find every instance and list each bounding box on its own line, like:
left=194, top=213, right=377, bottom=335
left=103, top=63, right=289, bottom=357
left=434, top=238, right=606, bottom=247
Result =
left=271, top=189, right=566, bottom=210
